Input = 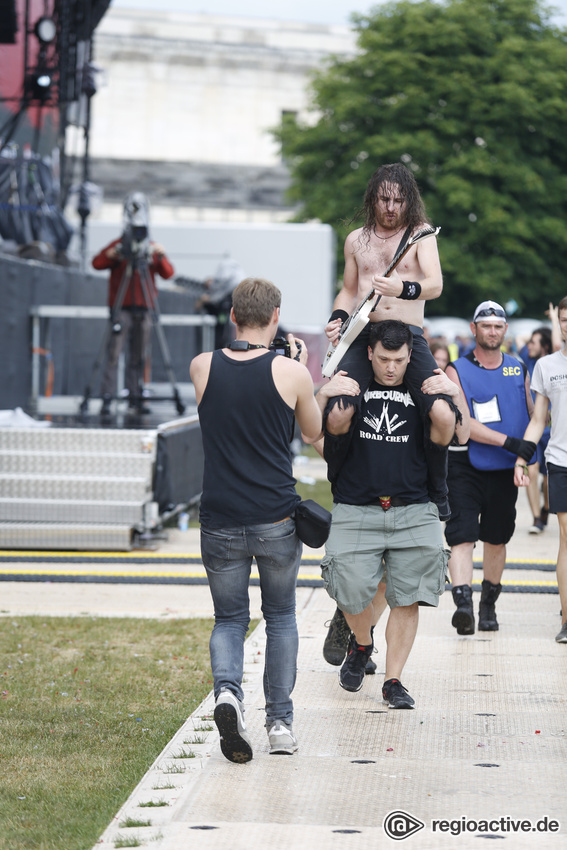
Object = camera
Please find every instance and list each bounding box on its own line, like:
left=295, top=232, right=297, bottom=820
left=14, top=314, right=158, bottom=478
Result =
left=269, top=336, right=291, bottom=357
left=118, top=225, right=150, bottom=262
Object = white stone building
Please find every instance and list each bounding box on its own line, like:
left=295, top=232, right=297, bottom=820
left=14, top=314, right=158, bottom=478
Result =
left=80, top=9, right=356, bottom=223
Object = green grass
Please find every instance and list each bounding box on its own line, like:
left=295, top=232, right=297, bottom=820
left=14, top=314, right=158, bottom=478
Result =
left=118, top=817, right=151, bottom=828
left=0, top=616, right=218, bottom=850
left=114, top=837, right=141, bottom=848
left=171, top=747, right=197, bottom=759
left=295, top=476, right=333, bottom=513
left=184, top=733, right=207, bottom=744
left=299, top=444, right=321, bottom=459
left=162, top=763, right=185, bottom=774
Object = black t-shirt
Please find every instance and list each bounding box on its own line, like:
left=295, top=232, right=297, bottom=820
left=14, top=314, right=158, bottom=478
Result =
left=328, top=379, right=429, bottom=506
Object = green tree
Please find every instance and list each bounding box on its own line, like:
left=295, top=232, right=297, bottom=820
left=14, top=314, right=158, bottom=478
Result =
left=277, top=0, right=567, bottom=317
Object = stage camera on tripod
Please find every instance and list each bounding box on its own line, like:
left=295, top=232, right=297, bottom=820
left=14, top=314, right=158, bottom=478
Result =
left=118, top=225, right=150, bottom=262
left=118, top=192, right=151, bottom=261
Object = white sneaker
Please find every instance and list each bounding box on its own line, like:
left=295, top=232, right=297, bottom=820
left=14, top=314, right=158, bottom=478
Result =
left=267, top=720, right=298, bottom=755
left=214, top=689, right=253, bottom=764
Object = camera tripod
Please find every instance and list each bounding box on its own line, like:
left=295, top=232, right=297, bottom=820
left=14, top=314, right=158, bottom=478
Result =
left=79, top=251, right=186, bottom=416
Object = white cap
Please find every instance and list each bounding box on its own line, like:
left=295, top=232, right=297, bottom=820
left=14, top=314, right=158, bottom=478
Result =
left=473, top=300, right=507, bottom=323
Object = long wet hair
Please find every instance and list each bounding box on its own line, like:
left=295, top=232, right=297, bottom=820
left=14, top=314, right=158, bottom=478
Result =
left=354, top=163, right=430, bottom=247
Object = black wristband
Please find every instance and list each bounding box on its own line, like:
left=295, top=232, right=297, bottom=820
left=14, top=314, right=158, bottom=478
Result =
left=329, top=309, right=349, bottom=323
left=398, top=280, right=422, bottom=300
left=503, top=436, right=537, bottom=462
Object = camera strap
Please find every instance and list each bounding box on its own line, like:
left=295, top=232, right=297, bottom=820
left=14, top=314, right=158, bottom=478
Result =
left=228, top=340, right=267, bottom=351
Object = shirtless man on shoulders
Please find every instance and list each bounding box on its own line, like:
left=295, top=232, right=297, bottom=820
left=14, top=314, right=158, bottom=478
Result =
left=331, top=168, right=442, bottom=333
left=324, top=163, right=456, bottom=515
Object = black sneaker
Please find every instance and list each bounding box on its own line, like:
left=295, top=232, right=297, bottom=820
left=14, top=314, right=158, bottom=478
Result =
left=528, top=518, right=545, bottom=534
left=382, top=678, right=415, bottom=709
left=339, top=633, right=373, bottom=692
left=365, top=657, right=377, bottom=675
left=323, top=607, right=352, bottom=666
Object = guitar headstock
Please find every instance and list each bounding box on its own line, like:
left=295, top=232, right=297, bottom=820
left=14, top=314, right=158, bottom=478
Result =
left=409, top=225, right=440, bottom=245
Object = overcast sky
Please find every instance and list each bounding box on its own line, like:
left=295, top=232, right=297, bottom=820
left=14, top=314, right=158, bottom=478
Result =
left=110, top=0, right=567, bottom=26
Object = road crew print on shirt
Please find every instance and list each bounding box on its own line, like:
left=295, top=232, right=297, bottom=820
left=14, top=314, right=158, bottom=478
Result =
left=332, top=380, right=429, bottom=507
left=359, top=387, right=413, bottom=442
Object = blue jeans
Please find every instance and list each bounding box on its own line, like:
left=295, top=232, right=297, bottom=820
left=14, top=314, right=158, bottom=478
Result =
left=200, top=517, right=302, bottom=727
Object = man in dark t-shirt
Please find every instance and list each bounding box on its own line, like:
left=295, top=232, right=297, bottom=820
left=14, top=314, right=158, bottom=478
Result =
left=315, top=320, right=469, bottom=707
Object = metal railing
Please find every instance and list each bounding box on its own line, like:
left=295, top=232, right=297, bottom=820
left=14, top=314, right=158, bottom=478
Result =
left=29, top=305, right=216, bottom=409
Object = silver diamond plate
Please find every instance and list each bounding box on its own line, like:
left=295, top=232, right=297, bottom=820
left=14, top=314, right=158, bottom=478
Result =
left=1, top=474, right=149, bottom=502
left=0, top=427, right=157, bottom=456
left=0, top=450, right=153, bottom=479
left=0, top=522, right=133, bottom=550
left=0, top=498, right=143, bottom=524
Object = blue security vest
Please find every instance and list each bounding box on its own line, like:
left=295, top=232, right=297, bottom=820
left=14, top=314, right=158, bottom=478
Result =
left=452, top=354, right=530, bottom=471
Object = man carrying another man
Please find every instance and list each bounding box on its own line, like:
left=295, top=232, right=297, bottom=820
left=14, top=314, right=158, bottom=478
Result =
left=310, top=320, right=469, bottom=706
left=320, top=163, right=462, bottom=670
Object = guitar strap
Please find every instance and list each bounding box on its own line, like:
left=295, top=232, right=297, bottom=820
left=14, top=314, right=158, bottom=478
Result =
left=395, top=223, right=413, bottom=257
left=371, top=224, right=413, bottom=312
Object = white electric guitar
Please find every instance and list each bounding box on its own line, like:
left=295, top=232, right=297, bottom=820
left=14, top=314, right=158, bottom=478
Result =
left=321, top=225, right=440, bottom=378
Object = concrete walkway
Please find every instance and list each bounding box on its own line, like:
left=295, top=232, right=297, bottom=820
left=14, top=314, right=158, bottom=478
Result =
left=0, top=457, right=565, bottom=848
left=95, top=588, right=565, bottom=850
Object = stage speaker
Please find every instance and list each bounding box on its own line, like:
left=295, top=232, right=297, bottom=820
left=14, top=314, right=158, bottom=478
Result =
left=0, top=0, right=18, bottom=44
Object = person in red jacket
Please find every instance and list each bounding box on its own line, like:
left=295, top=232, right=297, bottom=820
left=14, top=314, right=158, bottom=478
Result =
left=92, top=193, right=174, bottom=415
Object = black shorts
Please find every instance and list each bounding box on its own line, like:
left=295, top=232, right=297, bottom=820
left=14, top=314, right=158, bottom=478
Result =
left=444, top=451, right=518, bottom=546
left=547, top=462, right=567, bottom=514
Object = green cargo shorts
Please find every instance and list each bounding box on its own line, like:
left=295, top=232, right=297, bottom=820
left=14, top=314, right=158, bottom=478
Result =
left=321, top=502, right=449, bottom=615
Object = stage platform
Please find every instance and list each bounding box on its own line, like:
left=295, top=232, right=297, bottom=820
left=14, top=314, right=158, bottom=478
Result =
left=0, top=386, right=204, bottom=553
left=29, top=381, right=198, bottom=425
